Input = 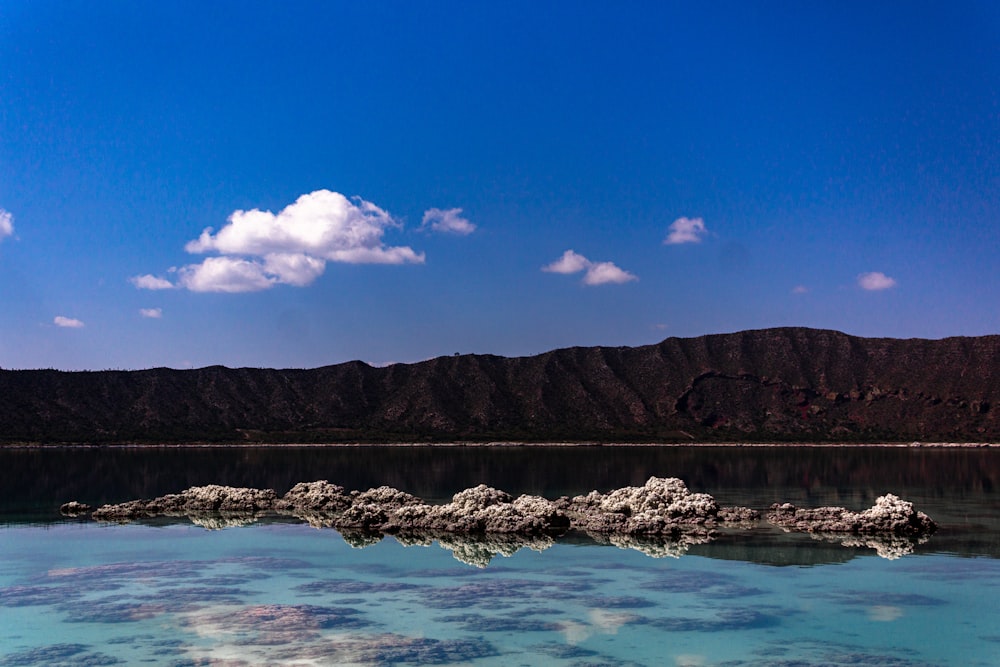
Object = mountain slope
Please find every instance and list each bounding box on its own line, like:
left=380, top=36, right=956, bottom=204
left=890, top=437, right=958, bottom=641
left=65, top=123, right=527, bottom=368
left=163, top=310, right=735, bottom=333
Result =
left=1, top=328, right=997, bottom=443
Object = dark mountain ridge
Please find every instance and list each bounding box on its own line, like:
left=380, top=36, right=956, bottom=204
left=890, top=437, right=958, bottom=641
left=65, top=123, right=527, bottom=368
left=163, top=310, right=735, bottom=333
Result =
left=1, top=327, right=997, bottom=444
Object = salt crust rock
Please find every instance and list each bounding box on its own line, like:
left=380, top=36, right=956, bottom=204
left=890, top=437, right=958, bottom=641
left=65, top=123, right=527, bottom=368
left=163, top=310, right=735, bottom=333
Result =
left=84, top=479, right=934, bottom=547
left=766, top=494, right=937, bottom=537
left=565, top=476, right=757, bottom=535
left=275, top=481, right=351, bottom=512
left=91, top=485, right=276, bottom=521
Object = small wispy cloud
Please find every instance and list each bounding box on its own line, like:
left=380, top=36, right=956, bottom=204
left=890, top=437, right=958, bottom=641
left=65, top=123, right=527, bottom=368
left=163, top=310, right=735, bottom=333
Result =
left=0, top=208, right=14, bottom=242
left=421, top=207, right=476, bottom=235
left=130, top=274, right=174, bottom=290
left=664, top=217, right=708, bottom=245
left=54, top=316, right=84, bottom=328
left=543, top=250, right=637, bottom=286
left=134, top=190, right=424, bottom=293
left=792, top=285, right=809, bottom=294
left=858, top=271, right=897, bottom=291
left=139, top=308, right=162, bottom=319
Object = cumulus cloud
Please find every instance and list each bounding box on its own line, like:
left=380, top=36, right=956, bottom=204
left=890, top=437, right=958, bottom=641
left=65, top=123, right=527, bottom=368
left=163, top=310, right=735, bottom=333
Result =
left=543, top=250, right=591, bottom=274
left=185, top=190, right=422, bottom=263
left=176, top=257, right=277, bottom=293
left=54, top=316, right=84, bottom=328
left=582, top=261, right=637, bottom=285
left=858, top=271, right=897, bottom=291
left=664, top=217, right=708, bottom=245
left=139, top=308, right=162, bottom=319
left=543, top=250, right=637, bottom=286
left=0, top=208, right=13, bottom=241
left=135, top=190, right=424, bottom=293
left=421, top=207, right=476, bottom=235
left=130, top=274, right=175, bottom=290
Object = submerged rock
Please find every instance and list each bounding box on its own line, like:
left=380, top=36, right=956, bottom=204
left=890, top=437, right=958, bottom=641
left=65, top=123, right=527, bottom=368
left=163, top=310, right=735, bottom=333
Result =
left=766, top=494, right=937, bottom=537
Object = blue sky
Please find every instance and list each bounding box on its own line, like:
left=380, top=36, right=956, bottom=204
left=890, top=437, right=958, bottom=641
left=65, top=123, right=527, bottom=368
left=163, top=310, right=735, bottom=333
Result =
left=1, top=1, right=997, bottom=370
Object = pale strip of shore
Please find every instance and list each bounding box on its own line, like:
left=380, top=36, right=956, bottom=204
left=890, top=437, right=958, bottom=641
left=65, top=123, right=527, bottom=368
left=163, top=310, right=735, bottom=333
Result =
left=2, top=441, right=997, bottom=449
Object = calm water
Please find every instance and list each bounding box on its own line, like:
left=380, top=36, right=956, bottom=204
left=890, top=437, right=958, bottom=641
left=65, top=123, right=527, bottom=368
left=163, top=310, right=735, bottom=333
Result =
left=1, top=446, right=999, bottom=666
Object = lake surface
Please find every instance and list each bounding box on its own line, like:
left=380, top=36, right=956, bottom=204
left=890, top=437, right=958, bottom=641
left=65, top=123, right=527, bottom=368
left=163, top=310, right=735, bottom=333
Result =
left=1, top=445, right=999, bottom=666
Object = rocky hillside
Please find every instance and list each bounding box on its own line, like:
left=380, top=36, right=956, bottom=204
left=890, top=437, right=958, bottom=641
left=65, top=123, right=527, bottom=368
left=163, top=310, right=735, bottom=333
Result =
left=1, top=328, right=997, bottom=444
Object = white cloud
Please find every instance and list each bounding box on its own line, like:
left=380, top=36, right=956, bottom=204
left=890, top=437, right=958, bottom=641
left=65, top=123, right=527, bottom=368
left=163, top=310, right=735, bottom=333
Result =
left=543, top=250, right=637, bottom=286
left=138, top=190, right=425, bottom=293
left=0, top=208, right=13, bottom=241
left=792, top=285, right=809, bottom=294
left=421, top=207, right=476, bottom=235
left=130, top=274, right=175, bottom=290
left=664, top=217, right=708, bottom=245
left=185, top=190, right=423, bottom=263
left=858, top=271, right=897, bottom=291
left=139, top=308, right=162, bottom=319
left=543, top=250, right=591, bottom=274
left=54, top=316, right=84, bottom=328
left=582, top=261, right=638, bottom=285
left=176, top=256, right=276, bottom=293
left=261, top=252, right=327, bottom=286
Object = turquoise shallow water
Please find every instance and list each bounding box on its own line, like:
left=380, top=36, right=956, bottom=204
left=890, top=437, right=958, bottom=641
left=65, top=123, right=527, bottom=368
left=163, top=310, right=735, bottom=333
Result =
left=1, top=446, right=999, bottom=666
left=2, top=519, right=998, bottom=666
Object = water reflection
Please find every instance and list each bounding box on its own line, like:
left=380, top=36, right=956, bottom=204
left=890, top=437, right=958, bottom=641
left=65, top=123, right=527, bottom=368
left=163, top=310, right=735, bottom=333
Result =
left=3, top=445, right=999, bottom=557
left=2, top=445, right=999, bottom=507
left=4, top=520, right=997, bottom=667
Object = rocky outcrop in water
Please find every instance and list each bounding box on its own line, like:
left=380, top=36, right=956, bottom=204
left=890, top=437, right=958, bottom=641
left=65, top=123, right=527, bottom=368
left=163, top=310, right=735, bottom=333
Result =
left=91, top=484, right=277, bottom=522
left=77, top=479, right=938, bottom=563
left=765, top=494, right=937, bottom=536
left=563, top=476, right=756, bottom=535
left=87, top=477, right=753, bottom=537
left=85, top=481, right=938, bottom=539
left=59, top=501, right=92, bottom=515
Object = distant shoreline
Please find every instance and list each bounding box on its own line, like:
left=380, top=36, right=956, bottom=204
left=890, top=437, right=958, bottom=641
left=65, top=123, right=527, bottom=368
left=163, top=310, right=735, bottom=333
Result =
left=2, top=441, right=997, bottom=449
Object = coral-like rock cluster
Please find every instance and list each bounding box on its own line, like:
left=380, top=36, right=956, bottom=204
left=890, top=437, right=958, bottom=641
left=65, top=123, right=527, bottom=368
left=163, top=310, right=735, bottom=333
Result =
left=766, top=494, right=937, bottom=536
left=87, top=477, right=749, bottom=536
left=78, top=479, right=936, bottom=563
left=91, top=485, right=276, bottom=522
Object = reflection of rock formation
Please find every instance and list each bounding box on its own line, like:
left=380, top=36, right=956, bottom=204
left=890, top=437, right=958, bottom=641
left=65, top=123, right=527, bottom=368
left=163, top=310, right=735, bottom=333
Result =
left=432, top=532, right=555, bottom=568
left=813, top=532, right=931, bottom=560
left=184, top=512, right=262, bottom=530
left=766, top=494, right=937, bottom=537
left=595, top=531, right=714, bottom=559
left=338, top=530, right=385, bottom=549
